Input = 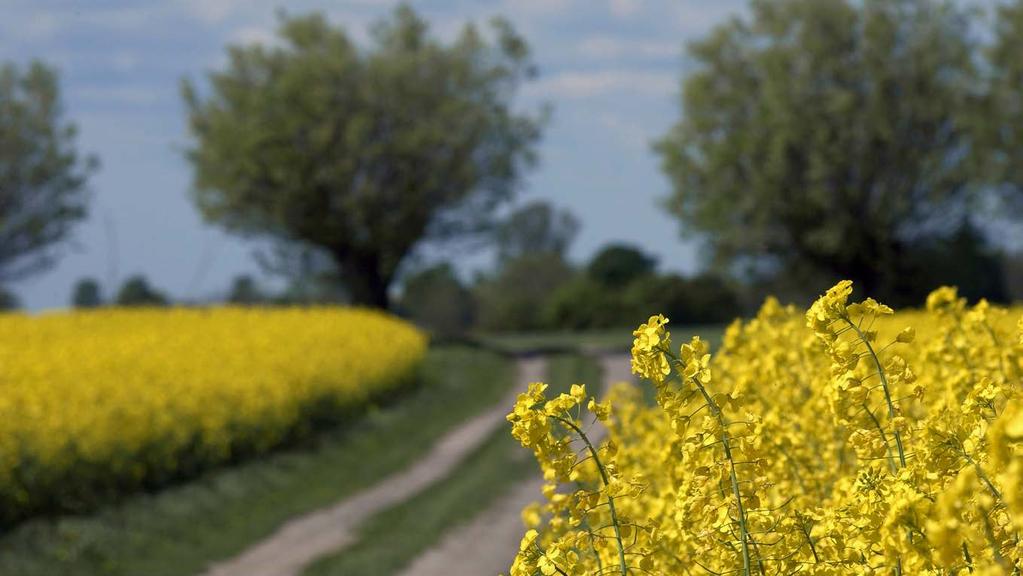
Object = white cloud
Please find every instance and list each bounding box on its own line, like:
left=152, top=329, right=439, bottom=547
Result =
left=671, top=2, right=745, bottom=34
left=609, top=0, right=642, bottom=17
left=598, top=114, right=651, bottom=150
left=180, top=0, right=247, bottom=24
left=230, top=25, right=279, bottom=47
left=3, top=5, right=170, bottom=45
left=528, top=69, right=676, bottom=99
left=577, top=36, right=679, bottom=59
left=501, top=0, right=574, bottom=16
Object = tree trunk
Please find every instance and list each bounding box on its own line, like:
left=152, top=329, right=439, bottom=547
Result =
left=336, top=251, right=391, bottom=309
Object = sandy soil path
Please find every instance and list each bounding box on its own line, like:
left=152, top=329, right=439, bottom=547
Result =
left=395, top=353, right=632, bottom=576
left=201, top=356, right=547, bottom=576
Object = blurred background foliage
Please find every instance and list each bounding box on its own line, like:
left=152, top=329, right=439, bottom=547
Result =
left=655, top=0, right=1023, bottom=307
left=5, top=0, right=1023, bottom=334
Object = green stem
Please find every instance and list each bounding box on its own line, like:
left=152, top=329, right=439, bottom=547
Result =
left=796, top=512, right=820, bottom=564
left=862, top=403, right=898, bottom=474
left=961, top=448, right=1003, bottom=503
left=661, top=347, right=752, bottom=576
left=980, top=507, right=1008, bottom=570
left=846, top=318, right=912, bottom=576
left=682, top=369, right=752, bottom=575
left=553, top=416, right=628, bottom=575
left=844, top=318, right=906, bottom=468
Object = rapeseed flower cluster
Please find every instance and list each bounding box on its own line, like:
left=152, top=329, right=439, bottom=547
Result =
left=507, top=282, right=1023, bottom=575
left=0, top=306, right=426, bottom=524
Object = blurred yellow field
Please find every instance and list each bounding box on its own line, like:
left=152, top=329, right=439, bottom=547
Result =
left=0, top=307, right=426, bottom=522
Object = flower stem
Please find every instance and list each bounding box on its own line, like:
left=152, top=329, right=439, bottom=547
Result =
left=844, top=318, right=906, bottom=468
left=553, top=415, right=629, bottom=575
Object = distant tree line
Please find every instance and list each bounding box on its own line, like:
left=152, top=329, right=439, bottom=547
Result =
left=69, top=275, right=169, bottom=308
left=395, top=201, right=747, bottom=336
left=397, top=198, right=1023, bottom=335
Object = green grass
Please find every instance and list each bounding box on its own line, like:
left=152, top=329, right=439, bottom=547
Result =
left=303, top=352, right=604, bottom=576
left=0, top=345, right=515, bottom=576
left=479, top=324, right=726, bottom=354
left=545, top=352, right=606, bottom=396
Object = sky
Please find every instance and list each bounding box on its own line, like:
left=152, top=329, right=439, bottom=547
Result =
left=4, top=0, right=750, bottom=309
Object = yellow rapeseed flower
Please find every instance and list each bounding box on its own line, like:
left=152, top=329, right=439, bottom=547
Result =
left=508, top=282, right=1023, bottom=575
left=0, top=306, right=426, bottom=523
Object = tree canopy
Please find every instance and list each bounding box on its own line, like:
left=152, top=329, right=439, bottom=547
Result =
left=183, top=6, right=544, bottom=308
left=226, top=274, right=264, bottom=305
left=980, top=0, right=1023, bottom=198
left=398, top=263, right=473, bottom=336
left=494, top=200, right=579, bottom=263
left=587, top=243, right=657, bottom=288
left=655, top=0, right=1004, bottom=303
left=71, top=277, right=103, bottom=308
left=115, top=275, right=168, bottom=307
left=0, top=61, right=95, bottom=283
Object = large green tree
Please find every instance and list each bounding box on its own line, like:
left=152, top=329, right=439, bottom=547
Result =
left=656, top=0, right=990, bottom=303
left=183, top=6, right=544, bottom=308
left=0, top=61, right=95, bottom=283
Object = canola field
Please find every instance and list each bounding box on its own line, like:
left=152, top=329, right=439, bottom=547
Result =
left=0, top=307, right=426, bottom=524
left=507, top=283, right=1023, bottom=575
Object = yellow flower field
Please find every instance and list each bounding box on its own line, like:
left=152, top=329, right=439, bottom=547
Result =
left=508, top=284, right=1023, bottom=575
left=0, top=307, right=426, bottom=523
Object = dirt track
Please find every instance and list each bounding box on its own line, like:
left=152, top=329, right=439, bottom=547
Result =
left=396, top=353, right=632, bottom=576
left=201, top=357, right=547, bottom=576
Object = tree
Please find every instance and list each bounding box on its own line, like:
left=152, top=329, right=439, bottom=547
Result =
left=494, top=201, right=579, bottom=263
left=473, top=253, right=574, bottom=332
left=0, top=288, right=17, bottom=311
left=253, top=242, right=348, bottom=304
left=587, top=243, right=657, bottom=288
left=625, top=273, right=744, bottom=325
left=656, top=0, right=986, bottom=304
left=980, top=0, right=1023, bottom=197
left=0, top=61, right=96, bottom=283
left=544, top=276, right=628, bottom=330
left=71, top=277, right=103, bottom=308
left=115, top=275, right=168, bottom=307
left=474, top=200, right=578, bottom=331
left=893, top=222, right=1008, bottom=304
left=398, top=263, right=473, bottom=336
left=227, top=274, right=263, bottom=305
left=182, top=6, right=544, bottom=309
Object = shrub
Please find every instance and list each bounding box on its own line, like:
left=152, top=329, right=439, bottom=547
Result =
left=474, top=253, right=574, bottom=332
left=398, top=264, right=474, bottom=336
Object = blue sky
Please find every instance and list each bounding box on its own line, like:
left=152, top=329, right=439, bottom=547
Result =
left=3, top=0, right=751, bottom=309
